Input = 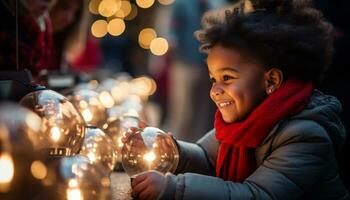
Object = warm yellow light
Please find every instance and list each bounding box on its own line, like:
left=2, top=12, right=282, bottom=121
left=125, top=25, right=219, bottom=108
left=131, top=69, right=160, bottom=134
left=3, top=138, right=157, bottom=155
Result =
left=89, top=0, right=100, bottom=14
left=67, top=187, right=83, bottom=200
left=114, top=1, right=132, bottom=18
left=111, top=81, right=130, bottom=102
left=50, top=126, right=61, bottom=142
left=143, top=151, right=156, bottom=162
left=82, top=109, right=93, bottom=122
left=87, top=152, right=97, bottom=162
left=0, top=153, right=14, bottom=184
left=158, top=0, right=175, bottom=5
left=125, top=3, right=138, bottom=21
left=98, top=0, right=121, bottom=17
left=30, top=160, right=47, bottom=180
left=117, top=136, right=123, bottom=148
left=138, top=28, right=157, bottom=49
left=25, top=112, right=41, bottom=132
left=136, top=0, right=154, bottom=9
left=150, top=37, right=169, bottom=56
left=99, top=91, right=115, bottom=108
left=91, top=20, right=108, bottom=38
left=79, top=100, right=89, bottom=109
left=68, top=179, right=79, bottom=188
left=107, top=18, right=126, bottom=36
left=131, top=76, right=157, bottom=96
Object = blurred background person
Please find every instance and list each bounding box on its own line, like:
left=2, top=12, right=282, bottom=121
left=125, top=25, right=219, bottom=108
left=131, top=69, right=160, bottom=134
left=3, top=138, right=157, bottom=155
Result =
left=0, top=0, right=57, bottom=78
left=49, top=0, right=102, bottom=73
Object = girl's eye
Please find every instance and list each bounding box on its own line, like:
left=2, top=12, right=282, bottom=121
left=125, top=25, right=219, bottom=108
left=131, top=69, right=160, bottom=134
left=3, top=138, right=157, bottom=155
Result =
left=223, top=75, right=233, bottom=81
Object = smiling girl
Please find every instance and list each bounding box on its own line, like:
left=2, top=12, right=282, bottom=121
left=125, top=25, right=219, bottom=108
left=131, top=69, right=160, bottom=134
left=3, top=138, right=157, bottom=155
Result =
left=130, top=0, right=349, bottom=199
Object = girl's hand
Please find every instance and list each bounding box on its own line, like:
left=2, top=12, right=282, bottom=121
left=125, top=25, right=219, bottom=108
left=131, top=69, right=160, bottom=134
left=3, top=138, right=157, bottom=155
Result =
left=131, top=170, right=166, bottom=200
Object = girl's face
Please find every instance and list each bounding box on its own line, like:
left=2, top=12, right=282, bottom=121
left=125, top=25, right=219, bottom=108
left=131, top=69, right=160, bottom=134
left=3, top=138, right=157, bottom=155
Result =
left=208, top=45, right=267, bottom=123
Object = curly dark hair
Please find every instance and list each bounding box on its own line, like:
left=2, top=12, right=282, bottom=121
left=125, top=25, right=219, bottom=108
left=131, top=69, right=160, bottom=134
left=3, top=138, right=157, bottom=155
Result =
left=195, top=0, right=334, bottom=84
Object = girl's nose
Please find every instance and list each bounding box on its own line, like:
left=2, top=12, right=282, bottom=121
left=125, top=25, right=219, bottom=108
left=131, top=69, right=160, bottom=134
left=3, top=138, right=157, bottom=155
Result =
left=211, top=85, right=224, bottom=97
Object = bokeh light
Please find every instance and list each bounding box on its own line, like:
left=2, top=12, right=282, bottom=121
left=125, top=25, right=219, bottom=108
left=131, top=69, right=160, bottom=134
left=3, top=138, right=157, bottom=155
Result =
left=125, top=3, right=138, bottom=21
left=91, top=20, right=108, bottom=38
left=150, top=37, right=169, bottom=56
left=107, top=18, right=126, bottom=36
left=98, top=0, right=121, bottom=17
left=88, top=0, right=100, bottom=14
left=114, top=1, right=132, bottom=18
left=136, top=0, right=155, bottom=9
left=138, top=28, right=157, bottom=49
left=158, top=0, right=175, bottom=5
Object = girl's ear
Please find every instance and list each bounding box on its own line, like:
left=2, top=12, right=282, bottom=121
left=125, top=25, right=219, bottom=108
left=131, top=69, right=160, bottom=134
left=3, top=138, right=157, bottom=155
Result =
left=264, top=68, right=283, bottom=95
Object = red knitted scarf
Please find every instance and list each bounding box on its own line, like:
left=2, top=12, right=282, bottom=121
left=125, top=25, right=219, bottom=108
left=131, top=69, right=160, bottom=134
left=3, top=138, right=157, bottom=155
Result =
left=214, top=79, right=313, bottom=182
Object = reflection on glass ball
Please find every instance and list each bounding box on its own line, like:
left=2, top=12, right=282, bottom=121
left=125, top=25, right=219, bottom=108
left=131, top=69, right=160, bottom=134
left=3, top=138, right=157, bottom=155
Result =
left=37, top=155, right=111, bottom=200
left=79, top=126, right=117, bottom=174
left=0, top=103, right=49, bottom=199
left=104, top=115, right=143, bottom=163
left=66, top=89, right=107, bottom=128
left=19, top=89, right=86, bottom=156
left=121, top=127, right=179, bottom=177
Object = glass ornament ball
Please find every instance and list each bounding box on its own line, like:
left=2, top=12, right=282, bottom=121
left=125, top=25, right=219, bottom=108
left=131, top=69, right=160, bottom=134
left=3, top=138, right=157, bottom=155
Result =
left=19, top=89, right=86, bottom=156
left=104, top=115, right=145, bottom=163
left=66, top=89, right=107, bottom=128
left=36, top=155, right=111, bottom=200
left=121, top=127, right=179, bottom=177
left=79, top=126, right=117, bottom=175
left=0, top=103, right=49, bottom=199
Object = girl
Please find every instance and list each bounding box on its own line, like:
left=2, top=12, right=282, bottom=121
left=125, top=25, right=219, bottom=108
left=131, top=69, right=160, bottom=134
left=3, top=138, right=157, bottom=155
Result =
left=131, top=0, right=349, bottom=199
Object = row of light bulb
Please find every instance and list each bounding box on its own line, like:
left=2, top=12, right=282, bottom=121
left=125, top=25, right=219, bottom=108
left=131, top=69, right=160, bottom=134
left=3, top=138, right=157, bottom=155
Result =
left=0, top=74, right=179, bottom=199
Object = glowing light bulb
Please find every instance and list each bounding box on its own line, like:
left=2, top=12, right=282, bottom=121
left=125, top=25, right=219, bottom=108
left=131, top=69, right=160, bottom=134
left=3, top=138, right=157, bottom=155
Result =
left=99, top=91, right=115, bottom=108
left=143, top=151, right=156, bottom=162
left=20, top=90, right=86, bottom=156
left=0, top=103, right=50, bottom=197
left=67, top=187, right=83, bottom=200
left=50, top=126, right=61, bottom=142
left=122, top=127, right=179, bottom=177
left=79, top=127, right=117, bottom=174
left=87, top=152, right=97, bottom=162
left=67, top=89, right=107, bottom=129
left=0, top=153, right=14, bottom=184
left=82, top=109, right=93, bottom=122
